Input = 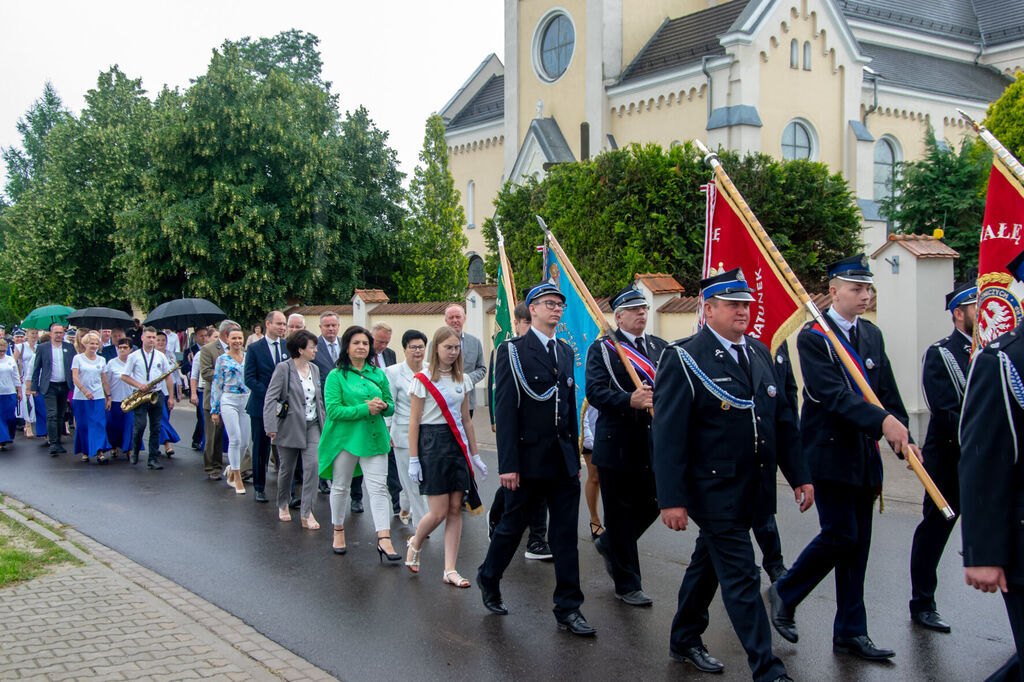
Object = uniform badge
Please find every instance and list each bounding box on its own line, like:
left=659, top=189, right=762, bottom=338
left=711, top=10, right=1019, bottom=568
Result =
left=767, top=385, right=777, bottom=397
left=992, top=341, right=1001, bottom=348
left=776, top=354, right=784, bottom=364
left=567, top=377, right=574, bottom=387
left=455, top=386, right=463, bottom=393
left=964, top=345, right=972, bottom=354
left=714, top=349, right=724, bottom=358
left=865, top=358, right=875, bottom=369
left=720, top=400, right=730, bottom=410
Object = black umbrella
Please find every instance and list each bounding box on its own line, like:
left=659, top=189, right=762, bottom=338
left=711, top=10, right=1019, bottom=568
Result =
left=142, top=298, right=226, bottom=331
left=67, top=307, right=135, bottom=330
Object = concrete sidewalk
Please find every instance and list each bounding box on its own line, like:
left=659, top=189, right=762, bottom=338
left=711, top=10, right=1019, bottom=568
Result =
left=0, top=496, right=336, bottom=682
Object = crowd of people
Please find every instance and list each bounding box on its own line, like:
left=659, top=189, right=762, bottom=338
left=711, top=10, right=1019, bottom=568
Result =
left=1, top=250, right=1022, bottom=681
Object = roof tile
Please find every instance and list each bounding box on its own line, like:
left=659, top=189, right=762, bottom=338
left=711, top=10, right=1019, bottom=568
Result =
left=870, top=233, right=960, bottom=259
left=635, top=273, right=685, bottom=294
left=284, top=304, right=354, bottom=316
left=352, top=289, right=390, bottom=304
left=372, top=302, right=462, bottom=316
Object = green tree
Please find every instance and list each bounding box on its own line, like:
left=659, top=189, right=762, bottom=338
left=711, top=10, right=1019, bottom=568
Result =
left=1, top=81, right=70, bottom=203
left=986, top=72, right=1024, bottom=164
left=1, top=67, right=151, bottom=309
left=880, top=127, right=990, bottom=279
left=484, top=143, right=861, bottom=297
left=394, top=114, right=468, bottom=302
left=228, top=29, right=328, bottom=89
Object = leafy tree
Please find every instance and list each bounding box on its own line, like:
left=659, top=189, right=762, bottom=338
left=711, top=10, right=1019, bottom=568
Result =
left=394, top=114, right=468, bottom=302
left=1, top=81, right=70, bottom=203
left=483, top=142, right=862, bottom=297
left=1, top=67, right=151, bottom=309
left=227, top=29, right=328, bottom=89
left=879, top=127, right=989, bottom=279
left=986, top=72, right=1024, bottom=164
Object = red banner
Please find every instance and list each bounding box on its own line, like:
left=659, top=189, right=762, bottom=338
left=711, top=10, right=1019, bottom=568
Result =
left=976, top=163, right=1024, bottom=347
left=702, top=179, right=805, bottom=352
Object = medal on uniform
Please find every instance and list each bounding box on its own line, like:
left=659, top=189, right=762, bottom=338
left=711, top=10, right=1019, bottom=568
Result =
left=777, top=354, right=784, bottom=364
left=720, top=400, right=730, bottom=410
left=567, top=377, right=574, bottom=387
left=865, top=358, right=875, bottom=369
left=767, top=385, right=777, bottom=397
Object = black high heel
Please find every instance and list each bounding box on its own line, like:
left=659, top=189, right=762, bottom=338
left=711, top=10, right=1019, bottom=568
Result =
left=377, top=534, right=401, bottom=563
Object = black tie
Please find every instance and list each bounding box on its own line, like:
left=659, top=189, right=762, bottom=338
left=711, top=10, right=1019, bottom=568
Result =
left=732, top=344, right=751, bottom=381
left=635, top=336, right=648, bottom=359
left=848, top=324, right=859, bottom=351
left=273, top=340, right=281, bottom=364
left=547, top=339, right=557, bottom=374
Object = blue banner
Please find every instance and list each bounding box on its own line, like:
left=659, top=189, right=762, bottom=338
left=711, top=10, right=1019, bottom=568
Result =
left=549, top=249, right=603, bottom=424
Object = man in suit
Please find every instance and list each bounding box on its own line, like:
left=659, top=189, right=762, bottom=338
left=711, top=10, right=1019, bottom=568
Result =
left=29, top=322, right=77, bottom=455
left=100, top=328, right=126, bottom=362
left=199, top=322, right=230, bottom=480
left=585, top=284, right=667, bottom=607
left=371, top=321, right=403, bottom=515
left=908, top=282, right=977, bottom=634
left=445, top=305, right=486, bottom=417
left=245, top=310, right=288, bottom=504
left=653, top=268, right=811, bottom=680
left=770, top=254, right=915, bottom=661
left=477, top=281, right=595, bottom=637
left=313, top=311, right=341, bottom=496
left=960, top=255, right=1024, bottom=680
left=184, top=327, right=209, bottom=451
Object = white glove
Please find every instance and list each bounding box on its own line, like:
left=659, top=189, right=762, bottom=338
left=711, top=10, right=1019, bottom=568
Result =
left=409, top=457, right=422, bottom=483
left=471, top=454, right=488, bottom=481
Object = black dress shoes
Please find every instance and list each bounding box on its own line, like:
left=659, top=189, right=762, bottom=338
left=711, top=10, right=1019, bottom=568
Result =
left=350, top=499, right=364, bottom=513
left=593, top=534, right=615, bottom=581
left=766, top=564, right=788, bottom=584
left=49, top=445, right=60, bottom=456
left=669, top=644, right=724, bottom=673
left=254, top=490, right=269, bottom=503
left=833, top=635, right=895, bottom=660
left=615, top=590, right=653, bottom=606
left=911, top=610, right=951, bottom=633
left=768, top=584, right=798, bottom=643
left=289, top=496, right=301, bottom=509
left=556, top=611, right=596, bottom=637
left=318, top=480, right=331, bottom=495
left=130, top=451, right=139, bottom=465
left=147, top=457, right=163, bottom=470
left=478, top=578, right=508, bottom=615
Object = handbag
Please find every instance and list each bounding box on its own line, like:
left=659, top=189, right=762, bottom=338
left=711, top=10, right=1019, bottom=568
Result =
left=275, top=399, right=289, bottom=419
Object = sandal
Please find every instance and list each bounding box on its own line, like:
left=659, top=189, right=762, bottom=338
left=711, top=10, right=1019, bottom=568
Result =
left=332, top=526, right=347, bottom=555
left=96, top=454, right=108, bottom=465
left=279, top=507, right=292, bottom=522
left=301, top=514, right=320, bottom=530
left=590, top=522, right=604, bottom=539
left=443, top=570, right=471, bottom=588
left=398, top=510, right=411, bottom=525
left=405, top=540, right=421, bottom=574
left=80, top=454, right=90, bottom=463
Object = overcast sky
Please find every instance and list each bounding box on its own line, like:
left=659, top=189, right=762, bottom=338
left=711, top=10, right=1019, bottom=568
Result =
left=0, top=0, right=504, bottom=190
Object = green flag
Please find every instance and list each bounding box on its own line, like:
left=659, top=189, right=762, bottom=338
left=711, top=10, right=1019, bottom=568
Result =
left=494, top=257, right=514, bottom=346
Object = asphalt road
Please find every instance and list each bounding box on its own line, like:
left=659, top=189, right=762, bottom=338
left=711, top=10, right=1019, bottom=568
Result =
left=0, top=405, right=1015, bottom=681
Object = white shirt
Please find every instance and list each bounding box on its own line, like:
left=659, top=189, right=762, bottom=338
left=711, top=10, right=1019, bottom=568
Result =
left=385, top=362, right=428, bottom=446
left=50, top=342, right=67, bottom=383
left=827, top=306, right=857, bottom=342
left=323, top=337, right=340, bottom=363
left=375, top=351, right=387, bottom=368
left=265, top=336, right=285, bottom=364
left=409, top=373, right=473, bottom=426
left=0, top=355, right=20, bottom=395
left=190, top=357, right=202, bottom=386
left=530, top=326, right=558, bottom=362
left=123, top=348, right=172, bottom=395
left=71, top=354, right=106, bottom=400
left=706, top=324, right=747, bottom=364
left=619, top=329, right=647, bottom=349
left=105, top=357, right=134, bottom=403
left=163, top=332, right=180, bottom=356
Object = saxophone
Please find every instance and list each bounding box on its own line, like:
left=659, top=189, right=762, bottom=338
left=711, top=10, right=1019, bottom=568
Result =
left=122, top=363, right=180, bottom=411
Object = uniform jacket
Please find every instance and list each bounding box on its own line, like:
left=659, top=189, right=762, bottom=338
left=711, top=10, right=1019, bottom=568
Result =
left=921, top=330, right=972, bottom=466
left=652, top=326, right=808, bottom=522
left=30, top=341, right=77, bottom=394
left=584, top=329, right=667, bottom=471
left=493, top=331, right=579, bottom=479
left=797, top=309, right=909, bottom=488
left=959, top=326, right=1024, bottom=582
left=262, top=360, right=326, bottom=449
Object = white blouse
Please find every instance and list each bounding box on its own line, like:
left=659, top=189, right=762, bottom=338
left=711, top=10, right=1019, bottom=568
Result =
left=0, top=355, right=20, bottom=395
left=72, top=354, right=106, bottom=401
left=300, top=368, right=317, bottom=422
left=104, top=357, right=134, bottom=403
left=409, top=373, right=472, bottom=426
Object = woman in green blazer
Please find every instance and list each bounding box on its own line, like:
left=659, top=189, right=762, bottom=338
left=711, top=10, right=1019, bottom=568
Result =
left=319, top=326, right=398, bottom=561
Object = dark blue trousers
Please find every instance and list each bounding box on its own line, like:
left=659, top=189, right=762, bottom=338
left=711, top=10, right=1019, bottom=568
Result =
left=775, top=479, right=875, bottom=637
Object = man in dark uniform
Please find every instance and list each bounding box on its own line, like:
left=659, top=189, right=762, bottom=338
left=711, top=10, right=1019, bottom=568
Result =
left=653, top=268, right=812, bottom=680
left=909, top=282, right=977, bottom=633
left=960, top=253, right=1024, bottom=680
left=477, top=281, right=595, bottom=636
left=586, top=284, right=667, bottom=606
left=770, top=254, right=915, bottom=661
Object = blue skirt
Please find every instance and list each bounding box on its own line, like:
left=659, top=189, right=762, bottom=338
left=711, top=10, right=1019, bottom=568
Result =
left=0, top=393, right=17, bottom=443
left=33, top=394, right=47, bottom=437
left=160, top=402, right=180, bottom=444
left=106, top=402, right=136, bottom=452
left=72, top=400, right=111, bottom=457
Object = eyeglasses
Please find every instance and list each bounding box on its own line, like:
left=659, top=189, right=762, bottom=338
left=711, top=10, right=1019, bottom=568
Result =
left=406, top=345, right=426, bottom=352
left=537, top=300, right=566, bottom=310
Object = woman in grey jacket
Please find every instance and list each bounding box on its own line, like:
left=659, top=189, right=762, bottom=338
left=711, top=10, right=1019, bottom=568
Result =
left=264, top=329, right=326, bottom=528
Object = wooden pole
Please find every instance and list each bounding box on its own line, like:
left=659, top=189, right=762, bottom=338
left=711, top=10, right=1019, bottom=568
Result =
left=535, top=216, right=653, bottom=417
left=496, top=230, right=518, bottom=307
left=694, top=139, right=955, bottom=521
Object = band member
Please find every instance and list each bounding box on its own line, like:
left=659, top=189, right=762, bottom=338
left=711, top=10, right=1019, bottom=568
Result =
left=960, top=253, right=1024, bottom=679
left=770, top=254, right=914, bottom=661
left=585, top=284, right=667, bottom=606
left=653, top=268, right=812, bottom=680
left=122, top=327, right=176, bottom=470
left=477, top=281, right=595, bottom=636
left=909, top=282, right=977, bottom=632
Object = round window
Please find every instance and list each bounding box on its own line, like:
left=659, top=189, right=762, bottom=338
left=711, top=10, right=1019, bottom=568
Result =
left=781, top=120, right=813, bottom=160
left=539, top=14, right=574, bottom=81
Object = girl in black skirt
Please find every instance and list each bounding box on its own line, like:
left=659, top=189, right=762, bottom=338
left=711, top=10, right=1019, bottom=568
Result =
left=404, top=326, right=486, bottom=587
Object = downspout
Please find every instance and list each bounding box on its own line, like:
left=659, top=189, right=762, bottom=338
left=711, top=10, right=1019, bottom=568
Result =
left=702, top=56, right=713, bottom=120
left=862, top=66, right=878, bottom=125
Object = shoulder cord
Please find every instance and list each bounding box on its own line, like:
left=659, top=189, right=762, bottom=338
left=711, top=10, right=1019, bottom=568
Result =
left=938, top=346, right=967, bottom=401
left=997, top=351, right=1022, bottom=464
left=674, top=346, right=757, bottom=444
left=506, top=342, right=556, bottom=405
left=600, top=341, right=627, bottom=393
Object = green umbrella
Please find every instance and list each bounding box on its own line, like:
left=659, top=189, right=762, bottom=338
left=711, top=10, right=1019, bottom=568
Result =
left=21, top=304, right=75, bottom=330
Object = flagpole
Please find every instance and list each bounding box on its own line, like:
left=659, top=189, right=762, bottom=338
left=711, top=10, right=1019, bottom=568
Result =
left=535, top=215, right=654, bottom=417
left=959, top=109, right=1024, bottom=187
left=694, top=139, right=955, bottom=521
left=496, top=228, right=518, bottom=307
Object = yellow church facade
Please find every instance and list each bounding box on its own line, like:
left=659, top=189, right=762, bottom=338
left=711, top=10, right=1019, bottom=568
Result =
left=442, top=0, right=1024, bottom=281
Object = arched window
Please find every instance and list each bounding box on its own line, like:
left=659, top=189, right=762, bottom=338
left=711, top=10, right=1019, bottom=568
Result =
left=790, top=39, right=799, bottom=69
left=803, top=41, right=812, bottom=70
left=534, top=12, right=575, bottom=82
left=466, top=180, right=475, bottom=229
left=467, top=255, right=485, bottom=285
left=781, top=120, right=815, bottom=160
left=874, top=137, right=901, bottom=202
